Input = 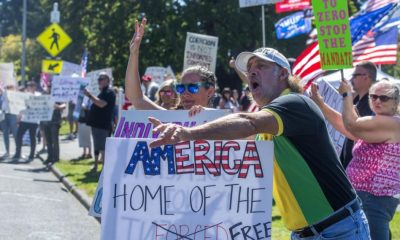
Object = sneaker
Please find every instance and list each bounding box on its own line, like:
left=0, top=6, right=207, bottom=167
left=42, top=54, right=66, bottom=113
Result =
left=12, top=154, right=20, bottom=160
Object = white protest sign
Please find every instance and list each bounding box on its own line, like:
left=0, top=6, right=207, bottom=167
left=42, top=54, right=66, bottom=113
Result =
left=51, top=76, right=90, bottom=103
left=89, top=109, right=230, bottom=217
left=86, top=68, right=113, bottom=97
left=60, top=61, right=81, bottom=76
left=317, top=80, right=346, bottom=154
left=0, top=63, right=16, bottom=87
left=5, top=91, right=31, bottom=115
left=21, top=95, right=54, bottom=123
left=183, top=32, right=218, bottom=73
left=144, top=67, right=168, bottom=85
left=101, top=138, right=273, bottom=240
left=239, top=0, right=281, bottom=8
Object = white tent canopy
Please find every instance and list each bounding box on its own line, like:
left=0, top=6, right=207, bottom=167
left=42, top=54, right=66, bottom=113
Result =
left=316, top=68, right=400, bottom=89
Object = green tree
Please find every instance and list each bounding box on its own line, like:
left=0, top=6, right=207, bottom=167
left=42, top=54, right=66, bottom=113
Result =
left=0, top=34, right=42, bottom=82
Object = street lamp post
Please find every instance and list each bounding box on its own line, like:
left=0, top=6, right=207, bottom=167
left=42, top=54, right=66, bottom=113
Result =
left=21, top=0, right=27, bottom=87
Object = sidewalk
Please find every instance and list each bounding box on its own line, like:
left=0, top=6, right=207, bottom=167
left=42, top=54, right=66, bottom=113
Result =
left=0, top=133, right=100, bottom=240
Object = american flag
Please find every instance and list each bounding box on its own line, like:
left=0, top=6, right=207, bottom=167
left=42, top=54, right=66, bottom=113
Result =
left=293, top=3, right=396, bottom=89
left=353, top=27, right=398, bottom=64
left=80, top=49, right=88, bottom=78
left=365, top=0, right=399, bottom=12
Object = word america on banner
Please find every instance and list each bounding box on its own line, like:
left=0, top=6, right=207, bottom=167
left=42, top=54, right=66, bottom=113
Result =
left=101, top=138, right=274, bottom=240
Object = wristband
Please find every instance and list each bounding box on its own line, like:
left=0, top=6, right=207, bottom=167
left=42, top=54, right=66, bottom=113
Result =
left=342, top=92, right=348, bottom=98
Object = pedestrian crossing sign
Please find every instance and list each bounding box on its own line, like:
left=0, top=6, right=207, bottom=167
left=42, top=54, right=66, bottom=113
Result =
left=42, top=59, right=63, bottom=74
left=37, top=23, right=72, bottom=57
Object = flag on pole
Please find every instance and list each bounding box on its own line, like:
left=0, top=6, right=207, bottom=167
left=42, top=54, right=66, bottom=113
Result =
left=364, top=0, right=399, bottom=12
left=353, top=27, right=398, bottom=65
left=80, top=49, right=88, bottom=78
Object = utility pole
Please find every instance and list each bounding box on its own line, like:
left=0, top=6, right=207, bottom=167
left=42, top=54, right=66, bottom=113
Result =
left=21, top=0, right=27, bottom=86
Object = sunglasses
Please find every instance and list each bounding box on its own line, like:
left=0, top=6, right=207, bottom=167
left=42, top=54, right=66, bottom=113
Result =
left=369, top=94, right=394, bottom=102
left=159, top=90, right=173, bottom=96
left=174, top=82, right=210, bottom=94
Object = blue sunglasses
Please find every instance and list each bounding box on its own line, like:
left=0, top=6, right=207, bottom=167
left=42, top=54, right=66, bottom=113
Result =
left=174, top=82, right=210, bottom=94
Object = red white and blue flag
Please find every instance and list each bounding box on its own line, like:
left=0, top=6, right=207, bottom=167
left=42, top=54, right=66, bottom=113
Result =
left=353, top=27, right=398, bottom=65
left=364, top=0, right=399, bottom=12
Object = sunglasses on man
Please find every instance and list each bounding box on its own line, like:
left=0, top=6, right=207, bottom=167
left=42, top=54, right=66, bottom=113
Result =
left=174, top=82, right=210, bottom=94
left=369, top=94, right=394, bottom=102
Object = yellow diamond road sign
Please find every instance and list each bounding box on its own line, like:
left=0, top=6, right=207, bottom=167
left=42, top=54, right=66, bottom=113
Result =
left=42, top=59, right=63, bottom=74
left=37, top=23, right=72, bottom=57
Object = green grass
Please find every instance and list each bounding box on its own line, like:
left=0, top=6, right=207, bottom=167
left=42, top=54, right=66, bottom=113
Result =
left=54, top=159, right=400, bottom=239
left=54, top=158, right=101, bottom=197
left=59, top=120, right=70, bottom=136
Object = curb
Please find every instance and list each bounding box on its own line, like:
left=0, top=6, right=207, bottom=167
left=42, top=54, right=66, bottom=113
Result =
left=36, top=154, right=101, bottom=222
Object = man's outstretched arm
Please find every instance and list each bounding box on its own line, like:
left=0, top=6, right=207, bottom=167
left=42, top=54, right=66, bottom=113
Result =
left=149, top=110, right=278, bottom=148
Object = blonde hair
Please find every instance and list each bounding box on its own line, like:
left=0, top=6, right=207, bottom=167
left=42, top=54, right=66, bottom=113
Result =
left=155, top=79, right=180, bottom=109
left=369, top=81, right=400, bottom=114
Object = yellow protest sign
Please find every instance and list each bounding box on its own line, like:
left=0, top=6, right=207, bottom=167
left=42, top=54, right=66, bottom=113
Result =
left=37, top=23, right=72, bottom=57
left=42, top=59, right=63, bottom=74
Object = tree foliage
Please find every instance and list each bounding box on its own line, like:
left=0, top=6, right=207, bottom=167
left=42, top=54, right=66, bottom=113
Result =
left=1, top=0, right=398, bottom=87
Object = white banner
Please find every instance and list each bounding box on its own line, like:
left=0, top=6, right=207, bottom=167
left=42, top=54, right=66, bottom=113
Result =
left=101, top=138, right=273, bottom=240
left=0, top=63, right=16, bottom=87
left=5, top=91, right=31, bottom=115
left=89, top=109, right=230, bottom=217
left=86, top=68, right=113, bottom=97
left=239, top=0, right=282, bottom=8
left=317, top=80, right=346, bottom=154
left=60, top=61, right=81, bottom=76
left=183, top=33, right=218, bottom=73
left=144, top=67, right=169, bottom=85
left=51, top=76, right=90, bottom=103
left=21, top=95, right=54, bottom=123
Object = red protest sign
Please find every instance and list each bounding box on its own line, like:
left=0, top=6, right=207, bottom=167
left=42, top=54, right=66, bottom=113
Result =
left=275, top=0, right=310, bottom=13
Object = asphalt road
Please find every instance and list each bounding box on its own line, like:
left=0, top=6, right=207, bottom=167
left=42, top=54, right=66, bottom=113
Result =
left=0, top=133, right=100, bottom=240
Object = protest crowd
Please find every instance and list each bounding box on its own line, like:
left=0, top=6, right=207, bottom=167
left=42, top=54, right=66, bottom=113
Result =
left=1, top=1, right=400, bottom=240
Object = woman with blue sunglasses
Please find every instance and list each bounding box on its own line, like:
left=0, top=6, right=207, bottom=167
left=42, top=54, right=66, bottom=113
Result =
left=125, top=18, right=216, bottom=111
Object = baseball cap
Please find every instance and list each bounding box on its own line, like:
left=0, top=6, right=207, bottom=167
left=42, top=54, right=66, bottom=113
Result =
left=141, top=74, right=152, bottom=82
left=235, top=47, right=291, bottom=74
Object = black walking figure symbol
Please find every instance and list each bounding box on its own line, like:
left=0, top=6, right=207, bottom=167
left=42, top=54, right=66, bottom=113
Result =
left=49, top=28, right=60, bottom=51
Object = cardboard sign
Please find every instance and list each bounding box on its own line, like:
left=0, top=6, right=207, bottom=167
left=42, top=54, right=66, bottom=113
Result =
left=275, top=0, right=310, bottom=13
left=5, top=91, right=31, bottom=115
left=0, top=63, right=16, bottom=87
left=89, top=109, right=230, bottom=217
left=183, top=33, right=218, bottom=73
left=101, top=138, right=273, bottom=240
left=86, top=68, right=113, bottom=97
left=51, top=76, right=90, bottom=103
left=312, top=0, right=352, bottom=70
left=144, top=67, right=171, bottom=85
left=60, top=61, right=81, bottom=76
left=317, top=80, right=345, bottom=154
left=239, top=0, right=281, bottom=8
left=21, top=95, right=54, bottom=123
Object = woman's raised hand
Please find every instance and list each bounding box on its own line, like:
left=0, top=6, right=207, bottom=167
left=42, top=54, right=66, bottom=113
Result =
left=129, top=18, right=147, bottom=54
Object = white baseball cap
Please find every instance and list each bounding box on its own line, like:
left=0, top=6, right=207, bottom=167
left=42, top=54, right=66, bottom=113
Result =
left=235, top=47, right=291, bottom=74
